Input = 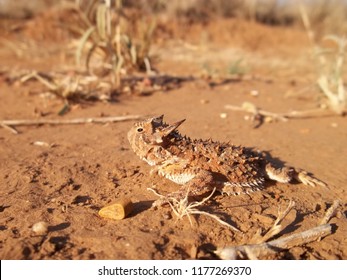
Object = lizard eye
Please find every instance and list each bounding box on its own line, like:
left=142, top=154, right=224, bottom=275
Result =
left=136, top=127, right=144, bottom=133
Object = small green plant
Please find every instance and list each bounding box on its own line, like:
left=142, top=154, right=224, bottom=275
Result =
left=75, top=0, right=155, bottom=87
left=228, top=58, right=248, bottom=75
left=201, top=62, right=219, bottom=78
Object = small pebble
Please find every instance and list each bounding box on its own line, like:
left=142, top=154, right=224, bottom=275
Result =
left=99, top=198, right=133, bottom=220
left=163, top=211, right=172, bottom=220
left=250, top=89, right=259, bottom=96
left=32, top=221, right=48, bottom=235
left=220, top=113, right=227, bottom=119
left=32, top=141, right=50, bottom=147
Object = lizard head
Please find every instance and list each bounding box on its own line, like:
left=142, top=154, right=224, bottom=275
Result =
left=127, top=115, right=185, bottom=156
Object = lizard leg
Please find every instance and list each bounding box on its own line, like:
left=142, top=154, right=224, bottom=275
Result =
left=184, top=170, right=215, bottom=196
left=152, top=170, right=214, bottom=208
left=265, top=163, right=327, bottom=187
left=265, top=163, right=293, bottom=183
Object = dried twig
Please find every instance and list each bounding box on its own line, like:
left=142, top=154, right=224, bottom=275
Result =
left=319, top=200, right=340, bottom=225
left=0, top=115, right=142, bottom=129
left=225, top=102, right=288, bottom=122
left=215, top=224, right=333, bottom=260
left=225, top=102, right=334, bottom=128
left=0, top=123, right=19, bottom=134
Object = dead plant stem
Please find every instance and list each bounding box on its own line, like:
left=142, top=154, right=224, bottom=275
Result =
left=215, top=224, right=333, bottom=260
left=0, top=115, right=142, bottom=128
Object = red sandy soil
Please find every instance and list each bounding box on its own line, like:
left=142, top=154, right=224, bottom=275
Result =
left=0, top=11, right=346, bottom=259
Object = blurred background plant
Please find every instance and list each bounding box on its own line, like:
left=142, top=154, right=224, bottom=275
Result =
left=228, top=58, right=248, bottom=76
left=73, top=0, right=156, bottom=88
left=299, top=3, right=346, bottom=115
left=315, top=35, right=346, bottom=115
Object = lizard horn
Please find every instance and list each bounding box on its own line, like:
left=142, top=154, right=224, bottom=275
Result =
left=161, top=119, right=186, bottom=137
left=151, top=115, right=164, bottom=124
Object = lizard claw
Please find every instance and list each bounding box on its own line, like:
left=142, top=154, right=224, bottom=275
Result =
left=297, top=171, right=327, bottom=187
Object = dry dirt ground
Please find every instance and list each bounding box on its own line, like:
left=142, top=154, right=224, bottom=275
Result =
left=0, top=12, right=346, bottom=260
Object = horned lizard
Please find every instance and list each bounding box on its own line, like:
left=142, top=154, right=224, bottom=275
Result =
left=128, top=115, right=326, bottom=207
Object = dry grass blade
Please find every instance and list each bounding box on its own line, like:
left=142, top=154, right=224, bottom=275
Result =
left=76, top=26, right=96, bottom=66
left=252, top=200, right=295, bottom=244
left=20, top=71, right=57, bottom=91
left=188, top=209, right=240, bottom=232
left=147, top=187, right=166, bottom=199
left=0, top=123, right=19, bottom=134
left=20, top=71, right=76, bottom=99
left=114, top=15, right=122, bottom=87
left=96, top=3, right=108, bottom=40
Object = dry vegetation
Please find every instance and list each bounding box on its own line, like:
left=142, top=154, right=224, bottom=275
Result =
left=2, top=0, right=346, bottom=114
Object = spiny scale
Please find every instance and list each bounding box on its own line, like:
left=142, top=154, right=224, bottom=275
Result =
left=127, top=115, right=327, bottom=205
